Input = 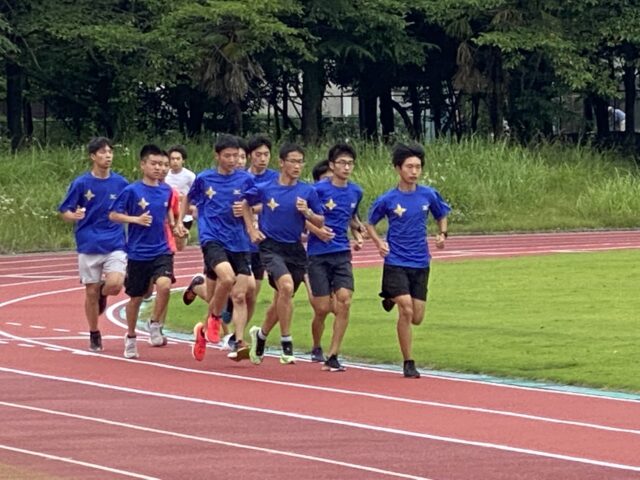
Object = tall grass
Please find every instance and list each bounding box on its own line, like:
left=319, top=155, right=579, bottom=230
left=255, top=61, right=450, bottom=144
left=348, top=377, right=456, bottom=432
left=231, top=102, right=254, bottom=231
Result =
left=1, top=138, right=639, bottom=253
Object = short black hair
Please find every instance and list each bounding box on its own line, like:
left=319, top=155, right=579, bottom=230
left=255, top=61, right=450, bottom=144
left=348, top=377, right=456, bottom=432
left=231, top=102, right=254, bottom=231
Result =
left=215, top=134, right=240, bottom=153
left=167, top=144, right=188, bottom=160
left=237, top=136, right=249, bottom=153
left=312, top=159, right=330, bottom=182
left=328, top=143, right=356, bottom=163
left=279, top=142, right=305, bottom=160
left=139, top=143, right=164, bottom=161
left=88, top=137, right=113, bottom=155
left=391, top=143, right=425, bottom=168
left=247, top=134, right=272, bottom=154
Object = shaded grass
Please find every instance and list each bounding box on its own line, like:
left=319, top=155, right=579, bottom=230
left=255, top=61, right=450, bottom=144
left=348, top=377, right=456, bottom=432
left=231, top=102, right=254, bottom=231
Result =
left=2, top=138, right=640, bottom=252
left=164, top=250, right=640, bottom=393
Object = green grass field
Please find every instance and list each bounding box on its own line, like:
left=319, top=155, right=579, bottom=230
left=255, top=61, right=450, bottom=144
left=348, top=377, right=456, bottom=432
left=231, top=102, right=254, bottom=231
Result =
left=161, top=249, right=640, bottom=393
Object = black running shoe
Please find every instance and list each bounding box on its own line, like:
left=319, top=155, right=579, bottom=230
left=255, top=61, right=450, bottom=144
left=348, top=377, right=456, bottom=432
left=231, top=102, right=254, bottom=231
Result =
left=89, top=330, right=103, bottom=352
left=323, top=355, right=346, bottom=372
left=98, top=281, right=107, bottom=315
left=382, top=298, right=395, bottom=312
left=403, top=360, right=420, bottom=378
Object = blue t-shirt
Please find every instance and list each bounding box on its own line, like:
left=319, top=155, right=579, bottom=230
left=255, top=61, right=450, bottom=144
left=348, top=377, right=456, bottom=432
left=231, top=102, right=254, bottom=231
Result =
left=308, top=180, right=363, bottom=256
left=249, top=168, right=279, bottom=185
left=110, top=181, right=173, bottom=261
left=368, top=185, right=450, bottom=268
left=246, top=168, right=279, bottom=252
left=246, top=180, right=324, bottom=244
left=188, top=169, right=254, bottom=252
left=58, top=172, right=128, bottom=254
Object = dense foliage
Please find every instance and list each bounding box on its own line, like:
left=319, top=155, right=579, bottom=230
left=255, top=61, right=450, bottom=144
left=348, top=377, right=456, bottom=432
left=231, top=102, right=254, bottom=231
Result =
left=2, top=1, right=640, bottom=149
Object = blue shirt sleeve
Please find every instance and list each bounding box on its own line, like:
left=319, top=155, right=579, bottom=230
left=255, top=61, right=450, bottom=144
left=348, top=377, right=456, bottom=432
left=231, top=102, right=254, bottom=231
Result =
left=428, top=188, right=451, bottom=220
left=58, top=178, right=83, bottom=213
left=307, top=188, right=324, bottom=215
left=368, top=194, right=388, bottom=225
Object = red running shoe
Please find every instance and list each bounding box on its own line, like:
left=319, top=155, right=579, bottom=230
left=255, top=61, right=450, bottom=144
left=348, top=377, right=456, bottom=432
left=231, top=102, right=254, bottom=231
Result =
left=205, top=314, right=221, bottom=344
left=192, top=322, right=207, bottom=361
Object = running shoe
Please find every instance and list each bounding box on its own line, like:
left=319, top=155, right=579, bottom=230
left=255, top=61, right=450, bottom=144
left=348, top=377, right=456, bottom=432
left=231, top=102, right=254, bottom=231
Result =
left=248, top=326, right=264, bottom=365
left=227, top=340, right=250, bottom=362
left=182, top=274, right=205, bottom=306
left=192, top=322, right=206, bottom=361
left=310, top=346, right=325, bottom=362
left=98, top=281, right=107, bottom=315
left=279, top=353, right=296, bottom=365
left=89, top=330, right=103, bottom=352
left=403, top=359, right=421, bottom=378
left=123, top=335, right=139, bottom=359
left=382, top=298, right=395, bottom=312
left=147, top=320, right=165, bottom=346
left=322, top=355, right=346, bottom=372
left=205, top=314, right=221, bottom=343
left=221, top=333, right=236, bottom=351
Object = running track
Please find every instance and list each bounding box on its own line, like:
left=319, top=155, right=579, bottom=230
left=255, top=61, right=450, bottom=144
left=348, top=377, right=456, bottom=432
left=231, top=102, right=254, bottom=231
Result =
left=1, top=231, right=640, bottom=479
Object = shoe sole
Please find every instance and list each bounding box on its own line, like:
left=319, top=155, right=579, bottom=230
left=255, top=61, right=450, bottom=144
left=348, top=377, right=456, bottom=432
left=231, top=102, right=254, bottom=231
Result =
left=322, top=365, right=346, bottom=372
left=228, top=345, right=250, bottom=362
left=248, top=326, right=263, bottom=365
left=280, top=356, right=296, bottom=364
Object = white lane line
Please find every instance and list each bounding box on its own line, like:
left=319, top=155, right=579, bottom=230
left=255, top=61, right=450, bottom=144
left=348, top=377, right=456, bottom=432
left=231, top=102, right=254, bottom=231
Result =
left=17, top=344, right=35, bottom=348
left=6, top=322, right=21, bottom=326
left=29, top=325, right=46, bottom=330
left=1, top=370, right=638, bottom=473
left=44, top=347, right=62, bottom=352
left=53, top=328, right=71, bottom=333
left=0, top=277, right=78, bottom=288
left=0, top=401, right=431, bottom=480
left=0, top=444, right=159, bottom=479
left=1, top=325, right=639, bottom=438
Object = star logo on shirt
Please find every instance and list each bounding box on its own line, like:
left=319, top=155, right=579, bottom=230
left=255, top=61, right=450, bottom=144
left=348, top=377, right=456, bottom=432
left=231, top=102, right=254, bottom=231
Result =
left=84, top=189, right=95, bottom=201
left=206, top=186, right=216, bottom=199
left=325, top=198, right=337, bottom=210
left=109, top=194, right=117, bottom=200
left=138, top=197, right=149, bottom=210
left=350, top=202, right=356, bottom=208
left=393, top=203, right=406, bottom=217
left=267, top=198, right=279, bottom=211
left=422, top=204, right=429, bottom=211
left=233, top=189, right=241, bottom=195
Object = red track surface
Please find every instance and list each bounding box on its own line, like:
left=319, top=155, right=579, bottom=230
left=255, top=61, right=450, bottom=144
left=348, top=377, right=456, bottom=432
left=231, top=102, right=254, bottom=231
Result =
left=1, top=231, right=640, bottom=479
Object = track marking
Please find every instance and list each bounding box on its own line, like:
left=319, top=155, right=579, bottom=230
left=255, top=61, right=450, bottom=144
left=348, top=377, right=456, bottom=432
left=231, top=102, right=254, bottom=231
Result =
left=1, top=326, right=639, bottom=438
left=1, top=369, right=639, bottom=473
left=0, top=401, right=432, bottom=480
left=0, top=444, right=159, bottom=479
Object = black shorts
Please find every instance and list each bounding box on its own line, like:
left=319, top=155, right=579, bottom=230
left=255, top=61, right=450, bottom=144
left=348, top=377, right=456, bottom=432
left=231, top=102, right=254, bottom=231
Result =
left=308, top=251, right=354, bottom=297
left=380, top=264, right=430, bottom=302
left=251, top=251, right=265, bottom=280
left=259, top=238, right=307, bottom=293
left=202, top=241, right=251, bottom=280
left=183, top=219, right=193, bottom=230
left=125, top=254, right=175, bottom=297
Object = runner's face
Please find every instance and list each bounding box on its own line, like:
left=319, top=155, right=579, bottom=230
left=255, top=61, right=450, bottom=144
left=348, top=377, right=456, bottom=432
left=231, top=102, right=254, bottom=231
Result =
left=141, top=154, right=165, bottom=181
left=250, top=145, right=270, bottom=170
left=91, top=146, right=113, bottom=170
left=237, top=148, right=247, bottom=169
left=216, top=147, right=239, bottom=173
left=169, top=152, right=184, bottom=172
left=330, top=154, right=355, bottom=181
left=280, top=151, right=305, bottom=179
left=396, top=156, right=422, bottom=185
left=160, top=155, right=170, bottom=180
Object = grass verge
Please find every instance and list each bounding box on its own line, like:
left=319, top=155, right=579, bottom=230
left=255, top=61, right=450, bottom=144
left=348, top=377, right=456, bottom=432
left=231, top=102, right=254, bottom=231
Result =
left=163, top=249, right=640, bottom=393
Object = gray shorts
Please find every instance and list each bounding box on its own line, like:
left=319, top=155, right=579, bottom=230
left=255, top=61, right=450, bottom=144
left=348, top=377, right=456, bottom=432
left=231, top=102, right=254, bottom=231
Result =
left=78, top=250, right=127, bottom=284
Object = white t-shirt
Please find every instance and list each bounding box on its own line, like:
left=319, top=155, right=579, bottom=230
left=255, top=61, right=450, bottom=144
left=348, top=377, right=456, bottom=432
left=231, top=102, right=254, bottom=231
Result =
left=166, top=168, right=195, bottom=196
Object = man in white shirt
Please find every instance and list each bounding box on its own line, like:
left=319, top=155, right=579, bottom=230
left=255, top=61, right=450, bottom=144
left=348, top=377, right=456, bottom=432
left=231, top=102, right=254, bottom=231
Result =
left=166, top=145, right=196, bottom=229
